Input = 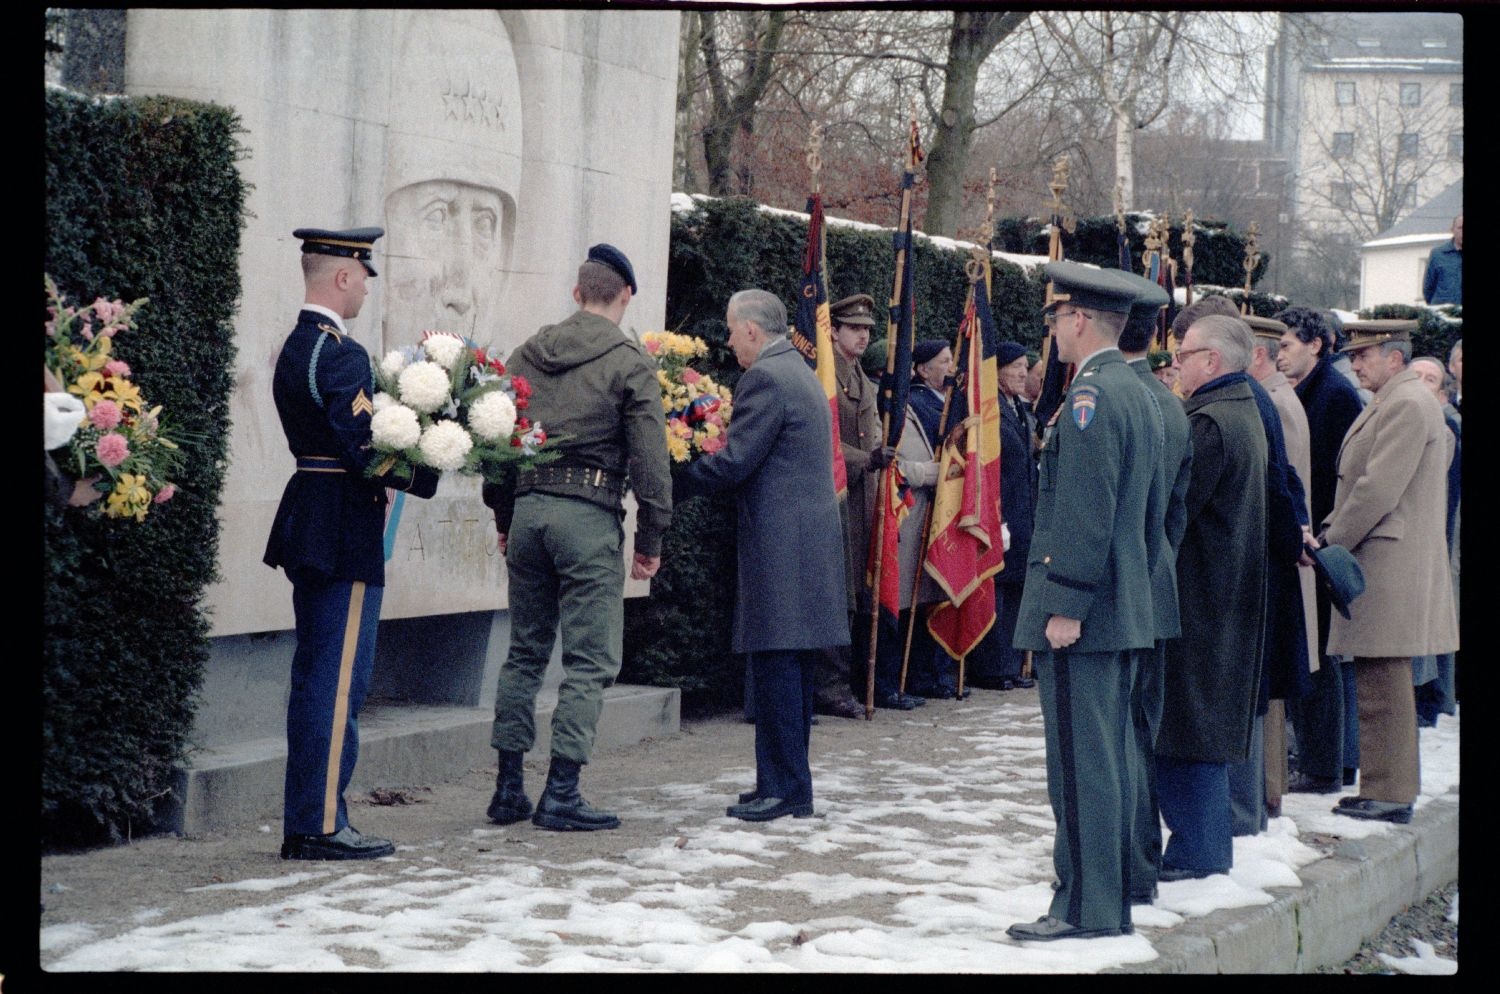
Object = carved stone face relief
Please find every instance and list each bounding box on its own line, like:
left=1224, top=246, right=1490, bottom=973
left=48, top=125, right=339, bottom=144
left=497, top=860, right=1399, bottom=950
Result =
left=384, top=180, right=512, bottom=341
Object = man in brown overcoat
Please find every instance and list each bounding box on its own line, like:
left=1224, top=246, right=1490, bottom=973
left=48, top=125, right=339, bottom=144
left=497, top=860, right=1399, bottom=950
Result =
left=1319, top=320, right=1459, bottom=824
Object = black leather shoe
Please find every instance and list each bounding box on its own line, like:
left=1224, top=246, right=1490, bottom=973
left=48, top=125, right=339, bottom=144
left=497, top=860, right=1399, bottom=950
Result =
left=532, top=756, right=620, bottom=831
left=281, top=826, right=395, bottom=861
left=874, top=692, right=924, bottom=710
left=1131, top=886, right=1158, bottom=905
left=1332, top=799, right=1412, bottom=824
left=1012, top=676, right=1037, bottom=689
left=725, top=796, right=814, bottom=822
left=814, top=697, right=866, bottom=720
left=1286, top=772, right=1341, bottom=794
left=1158, top=864, right=1219, bottom=882
left=737, top=789, right=760, bottom=804
left=1006, top=915, right=1132, bottom=941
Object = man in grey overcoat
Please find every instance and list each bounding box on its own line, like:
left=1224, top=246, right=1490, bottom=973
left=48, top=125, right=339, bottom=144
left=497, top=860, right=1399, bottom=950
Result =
left=1320, top=321, right=1459, bottom=824
left=1156, top=314, right=1267, bottom=879
left=676, top=289, right=850, bottom=823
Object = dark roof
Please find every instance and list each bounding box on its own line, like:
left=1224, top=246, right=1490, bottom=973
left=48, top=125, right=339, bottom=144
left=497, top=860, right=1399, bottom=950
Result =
left=1368, top=179, right=1462, bottom=242
left=1306, top=11, right=1462, bottom=72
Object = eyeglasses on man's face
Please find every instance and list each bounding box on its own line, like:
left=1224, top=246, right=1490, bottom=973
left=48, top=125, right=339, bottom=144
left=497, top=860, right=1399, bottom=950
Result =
left=1173, top=346, right=1217, bottom=366
left=1044, top=307, right=1091, bottom=327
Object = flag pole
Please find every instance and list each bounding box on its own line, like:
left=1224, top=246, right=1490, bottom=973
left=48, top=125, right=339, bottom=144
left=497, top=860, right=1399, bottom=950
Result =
left=1240, top=221, right=1261, bottom=317
left=1182, top=208, right=1196, bottom=309
left=866, top=106, right=922, bottom=719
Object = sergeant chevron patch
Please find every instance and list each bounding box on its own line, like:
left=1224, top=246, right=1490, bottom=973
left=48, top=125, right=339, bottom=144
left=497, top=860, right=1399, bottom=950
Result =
left=352, top=389, right=374, bottom=417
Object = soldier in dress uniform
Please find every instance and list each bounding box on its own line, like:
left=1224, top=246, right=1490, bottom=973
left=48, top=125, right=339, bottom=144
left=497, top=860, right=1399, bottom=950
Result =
left=1007, top=261, right=1161, bottom=942
left=265, top=227, right=440, bottom=860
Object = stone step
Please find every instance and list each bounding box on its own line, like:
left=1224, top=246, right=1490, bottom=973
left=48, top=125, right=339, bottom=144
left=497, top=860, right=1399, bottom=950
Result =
left=163, top=684, right=680, bottom=835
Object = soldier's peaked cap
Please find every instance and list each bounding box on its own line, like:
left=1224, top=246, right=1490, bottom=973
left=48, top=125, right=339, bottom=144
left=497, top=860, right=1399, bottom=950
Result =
left=1244, top=314, right=1290, bottom=340
left=1105, top=268, right=1170, bottom=339
left=587, top=243, right=637, bottom=294
left=293, top=226, right=383, bottom=277
left=1339, top=318, right=1418, bottom=353
left=1042, top=260, right=1136, bottom=315
left=830, top=293, right=878, bottom=327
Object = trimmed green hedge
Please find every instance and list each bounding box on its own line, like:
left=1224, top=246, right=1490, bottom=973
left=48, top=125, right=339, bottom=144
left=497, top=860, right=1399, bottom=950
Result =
left=995, top=213, right=1269, bottom=290
left=1364, top=302, right=1463, bottom=364
left=44, top=89, right=246, bottom=846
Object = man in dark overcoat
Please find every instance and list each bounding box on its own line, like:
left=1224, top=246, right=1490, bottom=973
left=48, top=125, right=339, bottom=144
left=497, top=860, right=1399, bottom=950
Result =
left=1007, top=262, right=1160, bottom=942
left=677, top=289, right=849, bottom=822
left=1276, top=307, right=1364, bottom=794
left=1109, top=268, right=1191, bottom=904
left=265, top=227, right=440, bottom=860
left=1156, top=314, right=1266, bottom=879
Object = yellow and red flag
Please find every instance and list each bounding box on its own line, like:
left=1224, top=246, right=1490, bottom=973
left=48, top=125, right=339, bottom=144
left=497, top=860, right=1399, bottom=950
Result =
left=925, top=259, right=1004, bottom=659
left=791, top=193, right=848, bottom=497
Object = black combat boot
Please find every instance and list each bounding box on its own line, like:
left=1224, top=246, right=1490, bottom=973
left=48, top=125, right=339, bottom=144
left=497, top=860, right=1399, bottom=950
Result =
left=531, top=756, right=620, bottom=831
left=486, top=750, right=533, bottom=825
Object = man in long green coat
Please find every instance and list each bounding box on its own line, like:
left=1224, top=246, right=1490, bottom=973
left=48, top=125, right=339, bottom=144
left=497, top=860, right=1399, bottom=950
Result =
left=1007, top=262, right=1161, bottom=943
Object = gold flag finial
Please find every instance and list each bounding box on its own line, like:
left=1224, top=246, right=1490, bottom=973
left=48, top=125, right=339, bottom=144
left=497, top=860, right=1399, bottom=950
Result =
left=1142, top=213, right=1162, bottom=276
left=1241, top=221, right=1262, bottom=314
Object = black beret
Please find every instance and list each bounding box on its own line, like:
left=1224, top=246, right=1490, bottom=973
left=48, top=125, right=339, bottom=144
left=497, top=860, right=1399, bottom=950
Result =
left=914, top=338, right=950, bottom=366
left=996, top=341, right=1028, bottom=367
left=587, top=243, right=637, bottom=294
left=294, top=226, right=384, bottom=277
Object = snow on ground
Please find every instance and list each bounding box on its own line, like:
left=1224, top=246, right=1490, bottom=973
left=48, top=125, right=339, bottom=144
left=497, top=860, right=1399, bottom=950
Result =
left=40, top=704, right=1458, bottom=972
left=1378, top=939, right=1459, bottom=976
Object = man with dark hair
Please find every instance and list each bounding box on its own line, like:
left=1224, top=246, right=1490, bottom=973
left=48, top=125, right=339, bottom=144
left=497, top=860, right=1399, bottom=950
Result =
left=1168, top=293, right=1239, bottom=341
left=1320, top=321, right=1458, bottom=824
left=1423, top=214, right=1462, bottom=306
left=481, top=243, right=672, bottom=832
left=677, top=289, right=849, bottom=822
left=1007, top=261, right=1159, bottom=942
left=1156, top=314, right=1266, bottom=879
left=268, top=226, right=441, bottom=860
left=1276, top=305, right=1364, bottom=796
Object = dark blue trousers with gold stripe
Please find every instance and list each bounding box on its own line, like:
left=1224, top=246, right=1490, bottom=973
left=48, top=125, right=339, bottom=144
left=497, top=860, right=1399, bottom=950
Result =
left=1036, top=647, right=1138, bottom=932
left=284, top=567, right=383, bottom=837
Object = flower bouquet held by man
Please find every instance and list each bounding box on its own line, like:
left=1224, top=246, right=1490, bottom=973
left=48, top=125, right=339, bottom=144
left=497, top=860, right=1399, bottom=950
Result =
left=641, top=330, right=733, bottom=463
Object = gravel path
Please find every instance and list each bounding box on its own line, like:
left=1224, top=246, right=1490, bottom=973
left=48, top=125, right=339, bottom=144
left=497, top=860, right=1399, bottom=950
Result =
left=1321, top=882, right=1458, bottom=974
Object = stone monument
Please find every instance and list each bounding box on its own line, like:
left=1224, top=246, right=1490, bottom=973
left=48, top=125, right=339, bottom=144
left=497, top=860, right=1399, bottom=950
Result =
left=119, top=9, right=682, bottom=830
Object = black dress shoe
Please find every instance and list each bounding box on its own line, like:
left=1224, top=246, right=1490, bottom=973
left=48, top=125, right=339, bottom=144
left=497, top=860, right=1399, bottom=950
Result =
left=874, top=692, right=924, bottom=710
left=815, top=697, right=866, bottom=720
left=737, top=789, right=760, bottom=804
left=1332, top=798, right=1413, bottom=824
left=1157, top=864, right=1220, bottom=882
left=1286, top=772, right=1341, bottom=794
left=725, top=796, right=814, bottom=822
left=1012, top=676, right=1037, bottom=689
left=281, top=826, right=395, bottom=861
left=1006, top=915, right=1132, bottom=942
left=1131, top=886, right=1158, bottom=905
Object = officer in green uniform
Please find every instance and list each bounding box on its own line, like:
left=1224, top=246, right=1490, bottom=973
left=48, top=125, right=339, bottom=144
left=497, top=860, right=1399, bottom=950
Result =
left=481, top=244, right=672, bottom=832
left=1007, top=261, right=1161, bottom=942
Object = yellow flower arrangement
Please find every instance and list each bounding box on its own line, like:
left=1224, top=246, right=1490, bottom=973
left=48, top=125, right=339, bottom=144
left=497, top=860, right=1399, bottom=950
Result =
left=640, top=331, right=733, bottom=463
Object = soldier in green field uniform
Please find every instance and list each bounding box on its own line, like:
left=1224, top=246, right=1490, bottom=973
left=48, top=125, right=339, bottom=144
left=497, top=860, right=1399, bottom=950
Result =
left=1007, top=261, right=1162, bottom=942
left=480, top=244, right=672, bottom=832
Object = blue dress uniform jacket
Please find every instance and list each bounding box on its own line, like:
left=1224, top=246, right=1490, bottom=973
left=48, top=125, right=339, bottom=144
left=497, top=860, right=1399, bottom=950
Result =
left=263, top=308, right=436, bottom=839
left=264, top=310, right=437, bottom=585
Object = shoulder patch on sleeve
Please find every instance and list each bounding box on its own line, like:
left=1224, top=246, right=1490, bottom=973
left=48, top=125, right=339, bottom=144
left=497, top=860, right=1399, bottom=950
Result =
left=1071, top=383, right=1100, bottom=430
left=352, top=388, right=374, bottom=418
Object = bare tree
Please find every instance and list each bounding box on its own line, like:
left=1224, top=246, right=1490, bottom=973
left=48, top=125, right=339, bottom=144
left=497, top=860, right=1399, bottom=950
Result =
left=698, top=10, right=787, bottom=196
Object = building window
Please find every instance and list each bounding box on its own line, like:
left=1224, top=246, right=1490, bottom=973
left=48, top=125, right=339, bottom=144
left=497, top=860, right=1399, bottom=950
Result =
left=1336, top=82, right=1356, bottom=106
left=1450, top=83, right=1463, bottom=107
left=1398, top=133, right=1419, bottom=158
left=1330, top=182, right=1353, bottom=209
left=1449, top=132, right=1463, bottom=160
left=1332, top=132, right=1355, bottom=158
left=1400, top=82, right=1422, bottom=106
left=1397, top=182, right=1417, bottom=211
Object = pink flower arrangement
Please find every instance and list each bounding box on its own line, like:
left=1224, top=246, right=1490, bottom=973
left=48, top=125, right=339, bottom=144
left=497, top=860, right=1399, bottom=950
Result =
left=103, top=359, right=131, bottom=378
left=95, top=432, right=130, bottom=467
left=89, top=399, right=123, bottom=431
left=681, top=367, right=702, bottom=385
left=153, top=484, right=177, bottom=504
